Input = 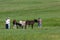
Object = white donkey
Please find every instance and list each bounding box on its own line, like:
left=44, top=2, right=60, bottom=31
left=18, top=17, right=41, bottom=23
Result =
left=19, top=20, right=26, bottom=27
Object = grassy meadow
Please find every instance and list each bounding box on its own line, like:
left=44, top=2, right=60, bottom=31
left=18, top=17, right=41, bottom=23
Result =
left=0, top=0, right=60, bottom=40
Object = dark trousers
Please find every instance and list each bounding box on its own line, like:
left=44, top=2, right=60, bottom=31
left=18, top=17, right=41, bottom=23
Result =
left=6, top=24, right=8, bottom=29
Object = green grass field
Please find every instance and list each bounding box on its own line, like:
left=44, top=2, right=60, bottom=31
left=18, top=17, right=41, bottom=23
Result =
left=0, top=0, right=60, bottom=40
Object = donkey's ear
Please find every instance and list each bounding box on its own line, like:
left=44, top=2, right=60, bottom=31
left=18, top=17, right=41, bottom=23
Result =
left=34, top=19, right=38, bottom=22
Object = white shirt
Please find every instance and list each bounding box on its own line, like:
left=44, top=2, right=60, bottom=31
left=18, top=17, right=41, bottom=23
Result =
left=6, top=19, right=10, bottom=24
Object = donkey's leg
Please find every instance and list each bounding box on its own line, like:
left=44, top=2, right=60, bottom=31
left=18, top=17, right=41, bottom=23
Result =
left=25, top=25, right=27, bottom=29
left=17, top=25, right=18, bottom=29
left=31, top=24, right=33, bottom=29
left=21, top=26, right=23, bottom=29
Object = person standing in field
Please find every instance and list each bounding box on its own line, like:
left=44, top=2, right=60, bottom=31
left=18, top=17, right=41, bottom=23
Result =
left=38, top=18, right=42, bottom=28
left=5, top=17, right=10, bottom=29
